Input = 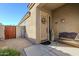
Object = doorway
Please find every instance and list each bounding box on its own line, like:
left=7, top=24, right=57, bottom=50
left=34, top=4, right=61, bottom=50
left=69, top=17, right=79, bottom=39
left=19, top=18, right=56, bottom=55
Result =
left=48, top=16, right=52, bottom=41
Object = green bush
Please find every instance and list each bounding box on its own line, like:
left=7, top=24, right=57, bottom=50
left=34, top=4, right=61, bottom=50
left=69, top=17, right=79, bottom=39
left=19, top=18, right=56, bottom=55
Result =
left=0, top=48, right=20, bottom=56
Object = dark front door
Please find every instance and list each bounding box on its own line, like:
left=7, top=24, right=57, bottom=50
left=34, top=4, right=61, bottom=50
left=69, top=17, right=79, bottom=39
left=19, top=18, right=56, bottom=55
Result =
left=5, top=26, right=16, bottom=39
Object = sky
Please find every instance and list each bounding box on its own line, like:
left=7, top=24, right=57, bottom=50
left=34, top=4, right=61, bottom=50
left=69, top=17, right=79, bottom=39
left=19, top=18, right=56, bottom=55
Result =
left=0, top=3, right=29, bottom=25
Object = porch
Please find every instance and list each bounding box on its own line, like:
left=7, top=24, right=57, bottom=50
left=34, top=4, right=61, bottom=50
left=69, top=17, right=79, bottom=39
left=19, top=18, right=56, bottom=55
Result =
left=36, top=3, right=79, bottom=46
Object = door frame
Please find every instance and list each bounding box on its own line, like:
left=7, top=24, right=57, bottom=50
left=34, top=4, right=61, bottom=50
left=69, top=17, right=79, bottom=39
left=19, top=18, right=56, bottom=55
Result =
left=48, top=16, right=54, bottom=41
left=48, top=16, right=51, bottom=41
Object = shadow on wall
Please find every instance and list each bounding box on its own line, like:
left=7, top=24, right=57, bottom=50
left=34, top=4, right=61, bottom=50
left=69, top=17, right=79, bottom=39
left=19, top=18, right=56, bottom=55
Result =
left=24, top=28, right=37, bottom=45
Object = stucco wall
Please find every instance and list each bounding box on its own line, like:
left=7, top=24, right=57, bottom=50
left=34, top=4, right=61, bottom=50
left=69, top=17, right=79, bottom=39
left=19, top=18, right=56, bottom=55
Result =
left=19, top=4, right=40, bottom=43
left=36, top=7, right=41, bottom=42
left=0, top=25, right=5, bottom=40
left=52, top=4, right=79, bottom=38
left=21, top=4, right=53, bottom=42
left=16, top=26, right=25, bottom=38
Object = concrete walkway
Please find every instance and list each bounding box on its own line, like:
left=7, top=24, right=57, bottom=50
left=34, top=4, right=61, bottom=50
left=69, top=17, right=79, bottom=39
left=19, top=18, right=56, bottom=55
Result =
left=0, top=38, right=32, bottom=56
left=24, top=44, right=71, bottom=56
left=24, top=42, right=79, bottom=56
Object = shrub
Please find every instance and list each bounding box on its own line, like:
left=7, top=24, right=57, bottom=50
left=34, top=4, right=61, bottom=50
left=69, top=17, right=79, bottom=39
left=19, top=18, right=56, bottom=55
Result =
left=0, top=48, right=20, bottom=56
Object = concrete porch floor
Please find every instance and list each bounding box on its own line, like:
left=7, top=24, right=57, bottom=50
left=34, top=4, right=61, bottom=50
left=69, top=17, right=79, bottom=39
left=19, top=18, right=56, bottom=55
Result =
left=49, top=42, right=79, bottom=56
left=0, top=38, right=33, bottom=56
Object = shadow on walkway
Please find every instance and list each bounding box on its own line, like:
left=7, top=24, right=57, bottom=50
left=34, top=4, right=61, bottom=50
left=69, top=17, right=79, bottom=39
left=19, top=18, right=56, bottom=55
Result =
left=24, top=44, right=71, bottom=56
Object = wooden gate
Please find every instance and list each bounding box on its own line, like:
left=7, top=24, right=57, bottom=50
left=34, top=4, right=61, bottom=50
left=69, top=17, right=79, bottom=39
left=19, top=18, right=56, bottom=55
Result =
left=5, top=26, right=16, bottom=39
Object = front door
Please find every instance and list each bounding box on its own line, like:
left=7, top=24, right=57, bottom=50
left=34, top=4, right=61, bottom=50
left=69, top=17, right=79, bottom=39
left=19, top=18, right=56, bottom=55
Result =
left=5, top=26, right=16, bottom=39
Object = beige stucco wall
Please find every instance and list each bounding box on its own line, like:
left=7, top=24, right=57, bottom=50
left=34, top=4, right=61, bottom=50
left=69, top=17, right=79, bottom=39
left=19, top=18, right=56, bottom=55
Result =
left=0, top=25, right=5, bottom=40
left=19, top=3, right=53, bottom=43
left=36, top=7, right=41, bottom=42
left=52, top=4, right=79, bottom=38
left=16, top=26, right=25, bottom=38
left=19, top=4, right=40, bottom=43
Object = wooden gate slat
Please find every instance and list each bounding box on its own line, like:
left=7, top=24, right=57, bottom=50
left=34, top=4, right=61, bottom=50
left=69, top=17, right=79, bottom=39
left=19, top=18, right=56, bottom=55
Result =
left=5, top=26, right=16, bottom=39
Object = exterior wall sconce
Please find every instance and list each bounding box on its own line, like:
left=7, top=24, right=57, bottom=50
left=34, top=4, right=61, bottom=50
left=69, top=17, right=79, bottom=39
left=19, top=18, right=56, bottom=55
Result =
left=55, top=22, right=58, bottom=24
left=41, top=17, right=46, bottom=24
left=61, top=19, right=65, bottom=23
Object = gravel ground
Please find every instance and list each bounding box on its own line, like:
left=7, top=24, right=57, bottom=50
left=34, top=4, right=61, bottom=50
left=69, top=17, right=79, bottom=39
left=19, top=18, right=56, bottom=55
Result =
left=0, top=38, right=33, bottom=56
